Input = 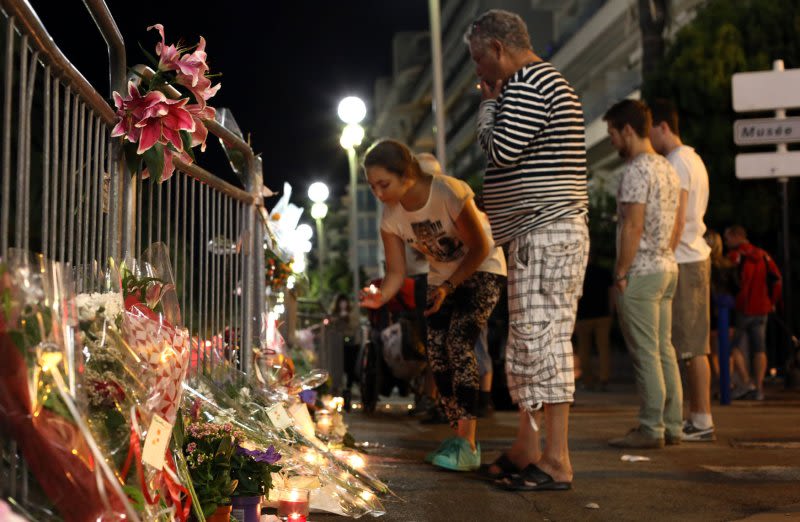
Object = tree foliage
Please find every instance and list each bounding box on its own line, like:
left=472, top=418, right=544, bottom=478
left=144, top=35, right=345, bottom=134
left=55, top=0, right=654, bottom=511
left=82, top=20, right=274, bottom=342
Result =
left=643, top=0, right=800, bottom=236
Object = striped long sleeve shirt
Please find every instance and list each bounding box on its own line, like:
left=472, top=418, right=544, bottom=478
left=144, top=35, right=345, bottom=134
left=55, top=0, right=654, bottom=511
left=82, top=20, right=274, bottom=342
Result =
left=477, top=61, right=588, bottom=245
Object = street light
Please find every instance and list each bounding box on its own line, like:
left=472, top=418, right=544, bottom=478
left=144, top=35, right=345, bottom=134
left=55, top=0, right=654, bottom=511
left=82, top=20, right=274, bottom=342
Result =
left=308, top=182, right=330, bottom=275
left=338, top=96, right=366, bottom=302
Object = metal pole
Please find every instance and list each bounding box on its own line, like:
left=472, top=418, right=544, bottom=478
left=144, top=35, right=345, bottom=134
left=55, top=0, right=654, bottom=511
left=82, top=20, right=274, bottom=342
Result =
left=772, top=59, right=794, bottom=376
left=348, top=147, right=360, bottom=301
left=315, top=216, right=326, bottom=277
left=428, top=0, right=447, bottom=167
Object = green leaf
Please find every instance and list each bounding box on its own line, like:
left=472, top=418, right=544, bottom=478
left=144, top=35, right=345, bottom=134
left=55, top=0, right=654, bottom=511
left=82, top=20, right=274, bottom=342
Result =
left=123, top=141, right=142, bottom=176
left=142, top=143, right=165, bottom=184
left=180, top=130, right=196, bottom=162
left=123, top=484, right=146, bottom=511
left=137, top=41, right=160, bottom=71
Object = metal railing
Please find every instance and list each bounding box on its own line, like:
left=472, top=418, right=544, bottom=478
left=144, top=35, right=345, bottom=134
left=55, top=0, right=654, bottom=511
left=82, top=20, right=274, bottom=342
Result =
left=0, top=0, right=267, bottom=508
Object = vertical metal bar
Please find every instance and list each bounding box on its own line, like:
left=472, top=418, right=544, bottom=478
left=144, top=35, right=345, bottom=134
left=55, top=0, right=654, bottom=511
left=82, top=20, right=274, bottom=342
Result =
left=14, top=36, right=28, bottom=249
left=59, top=88, right=71, bottom=262
left=165, top=176, right=172, bottom=251
left=111, top=137, right=124, bottom=260
left=42, top=70, right=51, bottom=258
left=147, top=175, right=153, bottom=250
left=156, top=175, right=162, bottom=245
left=240, top=201, right=248, bottom=371
left=93, top=118, right=103, bottom=266
left=22, top=50, right=39, bottom=251
left=75, top=104, right=86, bottom=268
left=82, top=112, right=95, bottom=270
left=210, top=190, right=218, bottom=373
left=1, top=17, right=15, bottom=257
left=188, top=179, right=196, bottom=376
left=49, top=82, right=60, bottom=258
left=222, top=196, right=229, bottom=364
left=180, top=175, right=187, bottom=319
left=67, top=95, right=79, bottom=265
left=135, top=172, right=142, bottom=258
left=233, top=201, right=240, bottom=367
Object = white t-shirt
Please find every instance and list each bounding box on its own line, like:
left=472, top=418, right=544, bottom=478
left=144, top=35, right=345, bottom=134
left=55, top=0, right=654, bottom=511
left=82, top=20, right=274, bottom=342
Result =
left=667, top=145, right=711, bottom=263
left=381, top=175, right=506, bottom=286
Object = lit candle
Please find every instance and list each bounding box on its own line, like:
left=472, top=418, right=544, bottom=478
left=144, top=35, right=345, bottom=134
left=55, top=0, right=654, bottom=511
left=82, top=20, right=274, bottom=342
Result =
left=347, top=453, right=366, bottom=470
left=277, top=488, right=310, bottom=517
left=316, top=409, right=332, bottom=435
left=288, top=514, right=307, bottom=522
left=368, top=284, right=378, bottom=295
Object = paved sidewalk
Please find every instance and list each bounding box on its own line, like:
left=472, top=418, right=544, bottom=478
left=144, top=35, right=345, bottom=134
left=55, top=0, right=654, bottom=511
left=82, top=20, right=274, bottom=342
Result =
left=316, top=383, right=800, bottom=522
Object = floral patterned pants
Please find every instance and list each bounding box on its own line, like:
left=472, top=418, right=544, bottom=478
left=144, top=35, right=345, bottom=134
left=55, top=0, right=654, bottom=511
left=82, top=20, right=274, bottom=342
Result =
left=426, top=271, right=505, bottom=425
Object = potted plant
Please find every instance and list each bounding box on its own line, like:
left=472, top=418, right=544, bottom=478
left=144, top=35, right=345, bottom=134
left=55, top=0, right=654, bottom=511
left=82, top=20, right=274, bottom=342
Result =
left=230, top=444, right=282, bottom=522
left=184, top=421, right=241, bottom=521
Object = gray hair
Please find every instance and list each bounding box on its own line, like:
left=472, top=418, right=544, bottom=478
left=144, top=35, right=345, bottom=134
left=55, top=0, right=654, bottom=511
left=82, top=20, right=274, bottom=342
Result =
left=463, top=9, right=532, bottom=52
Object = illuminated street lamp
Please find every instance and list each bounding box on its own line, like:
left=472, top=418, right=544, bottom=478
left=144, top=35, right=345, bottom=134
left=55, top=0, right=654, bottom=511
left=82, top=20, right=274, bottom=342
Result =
left=308, top=182, right=330, bottom=273
left=338, top=96, right=366, bottom=301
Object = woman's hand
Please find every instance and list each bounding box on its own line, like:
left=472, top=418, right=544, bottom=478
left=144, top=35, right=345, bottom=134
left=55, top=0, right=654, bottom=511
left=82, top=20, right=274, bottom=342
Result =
left=359, top=286, right=383, bottom=310
left=424, top=285, right=448, bottom=317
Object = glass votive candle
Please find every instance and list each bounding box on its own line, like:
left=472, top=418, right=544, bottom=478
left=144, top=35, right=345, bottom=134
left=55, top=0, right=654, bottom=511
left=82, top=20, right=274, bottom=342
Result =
left=288, top=514, right=307, bottom=522
left=277, top=488, right=310, bottom=518
left=316, top=409, right=332, bottom=435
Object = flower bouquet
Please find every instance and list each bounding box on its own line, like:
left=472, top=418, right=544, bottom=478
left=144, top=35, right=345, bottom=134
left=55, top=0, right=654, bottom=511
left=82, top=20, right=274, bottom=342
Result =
left=112, top=24, right=220, bottom=183
left=0, top=253, right=138, bottom=521
left=181, top=420, right=241, bottom=521
left=230, top=444, right=282, bottom=522
left=73, top=245, right=193, bottom=520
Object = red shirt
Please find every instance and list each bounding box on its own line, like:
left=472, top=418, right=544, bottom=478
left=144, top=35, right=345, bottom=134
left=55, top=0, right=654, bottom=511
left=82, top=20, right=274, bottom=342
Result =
left=727, top=242, right=782, bottom=316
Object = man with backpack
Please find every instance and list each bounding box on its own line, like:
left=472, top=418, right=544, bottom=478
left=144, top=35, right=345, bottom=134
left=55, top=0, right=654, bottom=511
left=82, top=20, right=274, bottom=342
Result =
left=724, top=225, right=782, bottom=401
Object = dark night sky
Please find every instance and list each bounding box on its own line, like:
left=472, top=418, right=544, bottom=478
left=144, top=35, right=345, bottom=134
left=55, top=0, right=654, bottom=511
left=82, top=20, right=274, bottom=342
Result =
left=31, top=1, right=430, bottom=206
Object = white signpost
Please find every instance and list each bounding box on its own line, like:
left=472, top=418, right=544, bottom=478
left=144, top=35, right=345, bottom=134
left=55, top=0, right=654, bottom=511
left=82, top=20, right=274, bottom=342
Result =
left=731, top=59, right=797, bottom=384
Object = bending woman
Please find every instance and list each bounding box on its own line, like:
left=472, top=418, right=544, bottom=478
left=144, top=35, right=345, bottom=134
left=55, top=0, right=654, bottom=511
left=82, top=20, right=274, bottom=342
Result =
left=360, top=139, right=506, bottom=471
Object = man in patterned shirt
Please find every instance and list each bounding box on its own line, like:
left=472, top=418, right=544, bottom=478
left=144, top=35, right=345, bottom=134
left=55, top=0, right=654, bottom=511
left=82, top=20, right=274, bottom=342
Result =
left=466, top=9, right=589, bottom=491
left=604, top=99, right=683, bottom=449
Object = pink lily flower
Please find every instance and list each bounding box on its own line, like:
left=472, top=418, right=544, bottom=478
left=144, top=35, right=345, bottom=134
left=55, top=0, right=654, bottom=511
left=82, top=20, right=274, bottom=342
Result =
left=111, top=82, right=162, bottom=145
left=148, top=24, right=212, bottom=90
left=135, top=94, right=196, bottom=155
left=186, top=103, right=216, bottom=152
left=177, top=73, right=221, bottom=108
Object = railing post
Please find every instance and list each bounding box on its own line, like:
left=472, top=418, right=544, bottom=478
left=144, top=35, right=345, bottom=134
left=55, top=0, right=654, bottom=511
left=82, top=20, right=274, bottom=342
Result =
left=241, top=156, right=265, bottom=374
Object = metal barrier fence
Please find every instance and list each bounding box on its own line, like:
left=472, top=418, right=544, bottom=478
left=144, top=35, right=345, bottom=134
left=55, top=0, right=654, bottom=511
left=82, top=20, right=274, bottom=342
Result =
left=0, top=0, right=267, bottom=507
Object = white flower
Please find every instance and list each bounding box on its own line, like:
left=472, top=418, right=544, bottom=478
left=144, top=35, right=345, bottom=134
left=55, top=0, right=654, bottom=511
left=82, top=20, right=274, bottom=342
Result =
left=75, top=292, right=124, bottom=322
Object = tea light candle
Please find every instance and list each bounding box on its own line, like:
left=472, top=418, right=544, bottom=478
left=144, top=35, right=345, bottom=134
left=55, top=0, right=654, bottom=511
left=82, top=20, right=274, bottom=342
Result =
left=277, top=488, right=310, bottom=517
left=316, top=409, right=332, bottom=435
left=288, top=514, right=307, bottom=522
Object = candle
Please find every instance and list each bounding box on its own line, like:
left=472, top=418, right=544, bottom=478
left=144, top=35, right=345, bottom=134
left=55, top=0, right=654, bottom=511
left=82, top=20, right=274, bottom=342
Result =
left=288, top=514, right=307, bottom=522
left=277, top=488, right=310, bottom=517
left=368, top=284, right=378, bottom=294
left=347, top=453, right=366, bottom=470
left=316, top=409, right=332, bottom=435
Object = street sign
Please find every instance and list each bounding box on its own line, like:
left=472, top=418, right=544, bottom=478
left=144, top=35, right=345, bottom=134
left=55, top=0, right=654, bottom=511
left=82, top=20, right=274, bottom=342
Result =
left=732, top=67, right=800, bottom=111
left=735, top=151, right=800, bottom=180
left=734, top=117, right=800, bottom=146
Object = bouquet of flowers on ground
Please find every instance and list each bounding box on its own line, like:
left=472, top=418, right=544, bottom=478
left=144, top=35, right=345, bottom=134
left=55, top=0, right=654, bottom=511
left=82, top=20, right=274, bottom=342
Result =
left=74, top=245, right=193, bottom=520
left=0, top=253, right=138, bottom=521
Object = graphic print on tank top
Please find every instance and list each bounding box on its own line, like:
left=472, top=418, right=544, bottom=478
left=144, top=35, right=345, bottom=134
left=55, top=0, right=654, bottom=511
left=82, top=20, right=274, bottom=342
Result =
left=410, top=219, right=464, bottom=262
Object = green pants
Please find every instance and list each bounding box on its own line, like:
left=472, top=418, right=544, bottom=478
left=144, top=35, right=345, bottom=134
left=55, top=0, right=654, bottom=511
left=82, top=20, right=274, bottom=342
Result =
left=618, top=271, right=682, bottom=438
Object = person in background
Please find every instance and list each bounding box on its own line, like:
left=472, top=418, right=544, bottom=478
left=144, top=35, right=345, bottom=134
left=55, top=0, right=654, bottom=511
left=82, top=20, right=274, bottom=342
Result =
left=360, top=139, right=506, bottom=472
left=574, top=252, right=614, bottom=391
left=604, top=99, right=682, bottom=449
left=329, top=293, right=360, bottom=408
left=649, top=99, right=714, bottom=442
left=704, top=229, right=739, bottom=392
left=725, top=225, right=782, bottom=401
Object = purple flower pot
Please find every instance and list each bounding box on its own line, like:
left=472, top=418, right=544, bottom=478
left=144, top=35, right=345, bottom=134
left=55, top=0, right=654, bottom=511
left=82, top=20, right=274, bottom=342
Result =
left=231, top=495, right=261, bottom=522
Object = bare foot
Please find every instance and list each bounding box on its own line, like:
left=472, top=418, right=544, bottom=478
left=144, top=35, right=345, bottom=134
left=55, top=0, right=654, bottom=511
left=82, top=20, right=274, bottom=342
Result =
left=535, top=457, right=573, bottom=483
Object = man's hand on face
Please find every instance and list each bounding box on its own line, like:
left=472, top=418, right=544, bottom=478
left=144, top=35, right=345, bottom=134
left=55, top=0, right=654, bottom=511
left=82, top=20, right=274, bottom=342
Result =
left=480, top=79, right=504, bottom=101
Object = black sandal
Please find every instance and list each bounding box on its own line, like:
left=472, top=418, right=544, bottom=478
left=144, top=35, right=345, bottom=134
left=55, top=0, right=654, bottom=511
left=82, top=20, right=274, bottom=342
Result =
left=476, top=453, right=520, bottom=481
left=495, top=464, right=572, bottom=491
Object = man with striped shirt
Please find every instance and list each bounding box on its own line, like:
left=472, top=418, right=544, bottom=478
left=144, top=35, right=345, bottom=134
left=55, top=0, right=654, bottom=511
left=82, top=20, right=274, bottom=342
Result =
left=466, top=9, right=588, bottom=491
